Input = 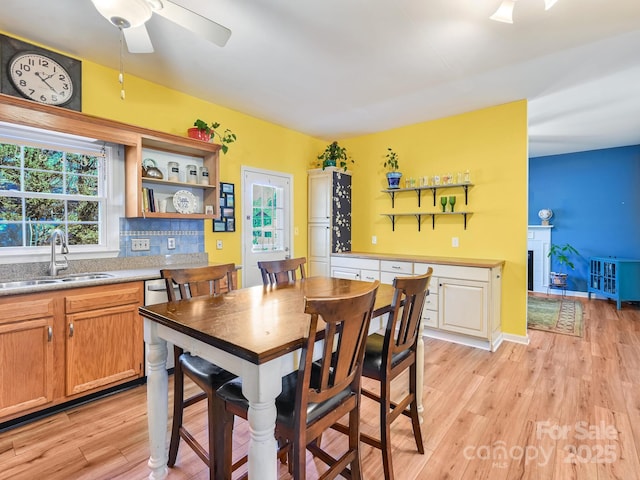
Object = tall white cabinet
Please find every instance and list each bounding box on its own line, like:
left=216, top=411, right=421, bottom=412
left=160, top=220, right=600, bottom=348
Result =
left=308, top=168, right=352, bottom=277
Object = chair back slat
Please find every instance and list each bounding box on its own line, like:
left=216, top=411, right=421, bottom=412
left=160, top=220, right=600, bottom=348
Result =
left=299, top=282, right=379, bottom=408
left=258, top=257, right=307, bottom=286
left=160, top=263, right=236, bottom=301
left=386, top=269, right=433, bottom=358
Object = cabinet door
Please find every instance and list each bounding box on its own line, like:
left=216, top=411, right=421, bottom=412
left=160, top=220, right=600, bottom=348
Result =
left=308, top=223, right=331, bottom=276
left=65, top=303, right=143, bottom=396
left=438, top=278, right=488, bottom=338
left=308, top=173, right=331, bottom=223
left=65, top=284, right=143, bottom=396
left=0, top=299, right=55, bottom=418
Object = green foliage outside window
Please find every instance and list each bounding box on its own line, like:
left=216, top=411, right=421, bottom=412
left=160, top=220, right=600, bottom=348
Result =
left=0, top=142, right=103, bottom=248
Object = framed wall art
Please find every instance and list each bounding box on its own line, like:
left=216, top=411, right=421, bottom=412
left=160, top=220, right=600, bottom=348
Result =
left=214, top=182, right=236, bottom=232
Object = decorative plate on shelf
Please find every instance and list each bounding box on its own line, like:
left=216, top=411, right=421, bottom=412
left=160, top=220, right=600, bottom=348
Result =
left=172, top=190, right=197, bottom=214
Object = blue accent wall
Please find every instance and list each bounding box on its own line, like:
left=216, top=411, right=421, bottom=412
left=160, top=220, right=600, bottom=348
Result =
left=529, top=145, right=640, bottom=292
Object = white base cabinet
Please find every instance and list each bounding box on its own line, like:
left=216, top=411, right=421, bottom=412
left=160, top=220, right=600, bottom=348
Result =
left=333, top=255, right=503, bottom=351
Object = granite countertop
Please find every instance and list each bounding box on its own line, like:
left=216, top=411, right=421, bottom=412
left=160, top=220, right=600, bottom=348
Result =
left=0, top=253, right=238, bottom=297
left=332, top=251, right=505, bottom=269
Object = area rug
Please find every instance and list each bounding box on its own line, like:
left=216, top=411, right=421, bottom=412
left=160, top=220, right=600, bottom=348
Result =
left=527, top=296, right=584, bottom=337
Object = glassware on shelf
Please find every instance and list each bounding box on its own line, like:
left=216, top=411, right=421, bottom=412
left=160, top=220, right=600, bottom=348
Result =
left=440, top=196, right=448, bottom=212
left=464, top=169, right=471, bottom=183
left=434, top=175, right=441, bottom=186
left=448, top=195, right=456, bottom=212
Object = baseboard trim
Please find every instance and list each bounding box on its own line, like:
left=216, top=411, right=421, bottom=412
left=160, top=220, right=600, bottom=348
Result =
left=502, top=332, right=530, bottom=345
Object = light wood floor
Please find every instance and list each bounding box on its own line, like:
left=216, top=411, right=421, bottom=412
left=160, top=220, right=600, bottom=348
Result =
left=1, top=296, right=639, bottom=480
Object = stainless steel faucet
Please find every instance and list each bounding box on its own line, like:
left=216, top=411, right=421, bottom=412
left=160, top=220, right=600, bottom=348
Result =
left=49, top=228, right=69, bottom=276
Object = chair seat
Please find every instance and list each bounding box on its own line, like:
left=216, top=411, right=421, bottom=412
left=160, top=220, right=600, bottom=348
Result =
left=217, top=368, right=353, bottom=429
left=362, top=333, right=412, bottom=379
left=180, top=353, right=237, bottom=394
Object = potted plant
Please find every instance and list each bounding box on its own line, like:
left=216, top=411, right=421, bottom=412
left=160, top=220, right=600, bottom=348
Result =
left=383, top=147, right=402, bottom=189
left=188, top=119, right=237, bottom=154
left=316, top=141, right=353, bottom=171
left=548, top=243, right=580, bottom=287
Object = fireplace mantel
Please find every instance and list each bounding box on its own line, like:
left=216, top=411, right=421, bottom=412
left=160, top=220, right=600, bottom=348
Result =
left=528, top=225, right=553, bottom=293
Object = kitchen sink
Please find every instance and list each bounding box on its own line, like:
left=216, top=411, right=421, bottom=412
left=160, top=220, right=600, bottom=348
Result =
left=60, top=273, right=114, bottom=281
left=0, top=279, right=62, bottom=288
left=0, top=273, right=114, bottom=289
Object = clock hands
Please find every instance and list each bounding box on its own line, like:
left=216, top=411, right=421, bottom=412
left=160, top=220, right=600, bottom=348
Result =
left=35, top=71, right=59, bottom=93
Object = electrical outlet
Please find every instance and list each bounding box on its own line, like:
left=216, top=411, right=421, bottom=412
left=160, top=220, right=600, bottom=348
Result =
left=167, top=237, right=176, bottom=250
left=452, top=237, right=459, bottom=248
left=372, top=235, right=377, bottom=245
left=132, top=238, right=150, bottom=251
left=216, top=240, right=223, bottom=250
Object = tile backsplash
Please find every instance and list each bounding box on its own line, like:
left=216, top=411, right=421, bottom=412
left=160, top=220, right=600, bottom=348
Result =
left=120, top=218, right=204, bottom=257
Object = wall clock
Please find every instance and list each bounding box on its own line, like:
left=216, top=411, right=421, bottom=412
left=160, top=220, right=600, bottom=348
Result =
left=0, top=34, right=81, bottom=111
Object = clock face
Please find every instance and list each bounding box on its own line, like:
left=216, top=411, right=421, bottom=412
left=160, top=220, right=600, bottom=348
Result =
left=9, top=53, right=74, bottom=106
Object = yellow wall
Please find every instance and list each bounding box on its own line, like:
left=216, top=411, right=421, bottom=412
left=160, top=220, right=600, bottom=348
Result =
left=343, top=101, right=529, bottom=337
left=79, top=62, right=324, bottom=284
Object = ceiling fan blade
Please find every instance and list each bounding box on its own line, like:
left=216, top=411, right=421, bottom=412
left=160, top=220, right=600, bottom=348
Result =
left=153, top=0, right=232, bottom=47
left=123, top=24, right=154, bottom=53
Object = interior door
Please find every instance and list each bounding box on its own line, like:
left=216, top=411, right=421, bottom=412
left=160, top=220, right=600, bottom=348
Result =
left=242, top=168, right=293, bottom=287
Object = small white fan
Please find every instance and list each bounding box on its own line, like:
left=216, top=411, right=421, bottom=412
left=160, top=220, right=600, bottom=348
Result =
left=90, top=0, right=231, bottom=53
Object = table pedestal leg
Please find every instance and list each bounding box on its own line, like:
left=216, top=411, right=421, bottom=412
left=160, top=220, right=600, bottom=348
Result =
left=242, top=362, right=282, bottom=480
left=145, top=320, right=169, bottom=480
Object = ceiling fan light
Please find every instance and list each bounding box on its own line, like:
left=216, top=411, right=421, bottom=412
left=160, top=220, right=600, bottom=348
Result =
left=544, top=0, right=559, bottom=10
left=91, top=0, right=152, bottom=29
left=490, top=0, right=516, bottom=24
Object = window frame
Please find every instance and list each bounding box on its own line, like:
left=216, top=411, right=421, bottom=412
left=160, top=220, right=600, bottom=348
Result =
left=0, top=122, right=123, bottom=263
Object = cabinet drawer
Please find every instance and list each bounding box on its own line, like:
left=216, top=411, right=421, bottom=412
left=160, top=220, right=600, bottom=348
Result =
left=421, top=309, right=438, bottom=328
left=65, top=284, right=143, bottom=314
left=424, top=292, right=438, bottom=311
left=360, top=269, right=380, bottom=282
left=331, top=256, right=379, bottom=270
left=1, top=297, right=55, bottom=324
left=380, top=260, right=413, bottom=275
left=331, top=267, right=360, bottom=280
left=433, top=265, right=490, bottom=282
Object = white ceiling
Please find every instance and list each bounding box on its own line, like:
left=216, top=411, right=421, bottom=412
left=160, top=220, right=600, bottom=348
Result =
left=1, top=0, right=640, bottom=158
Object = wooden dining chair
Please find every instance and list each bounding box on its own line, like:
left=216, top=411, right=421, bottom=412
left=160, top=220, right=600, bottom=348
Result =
left=160, top=263, right=238, bottom=480
left=339, top=269, right=432, bottom=480
left=213, top=281, right=380, bottom=480
left=258, top=257, right=307, bottom=286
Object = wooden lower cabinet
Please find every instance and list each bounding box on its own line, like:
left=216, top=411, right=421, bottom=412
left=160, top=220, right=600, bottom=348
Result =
left=0, top=298, right=55, bottom=418
left=0, top=282, right=144, bottom=424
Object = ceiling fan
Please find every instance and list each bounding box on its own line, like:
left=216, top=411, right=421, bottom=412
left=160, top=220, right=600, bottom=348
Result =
left=90, top=0, right=231, bottom=53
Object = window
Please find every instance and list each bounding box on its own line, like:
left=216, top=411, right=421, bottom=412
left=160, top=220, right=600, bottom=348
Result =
left=0, top=123, right=122, bottom=261
left=251, top=183, right=284, bottom=252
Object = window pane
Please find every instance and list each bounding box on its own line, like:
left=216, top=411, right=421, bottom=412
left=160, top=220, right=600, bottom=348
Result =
left=25, top=198, right=65, bottom=221
left=0, top=167, right=20, bottom=190
left=69, top=223, right=98, bottom=245
left=0, top=196, right=22, bottom=220
left=67, top=174, right=98, bottom=195
left=66, top=153, right=99, bottom=175
left=0, top=224, right=22, bottom=247
left=25, top=170, right=64, bottom=193
left=26, top=223, right=59, bottom=247
left=68, top=200, right=98, bottom=222
left=24, top=147, right=63, bottom=171
left=0, top=144, right=20, bottom=166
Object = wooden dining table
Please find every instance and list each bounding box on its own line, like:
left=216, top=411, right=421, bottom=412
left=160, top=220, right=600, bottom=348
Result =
left=139, top=276, right=426, bottom=480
